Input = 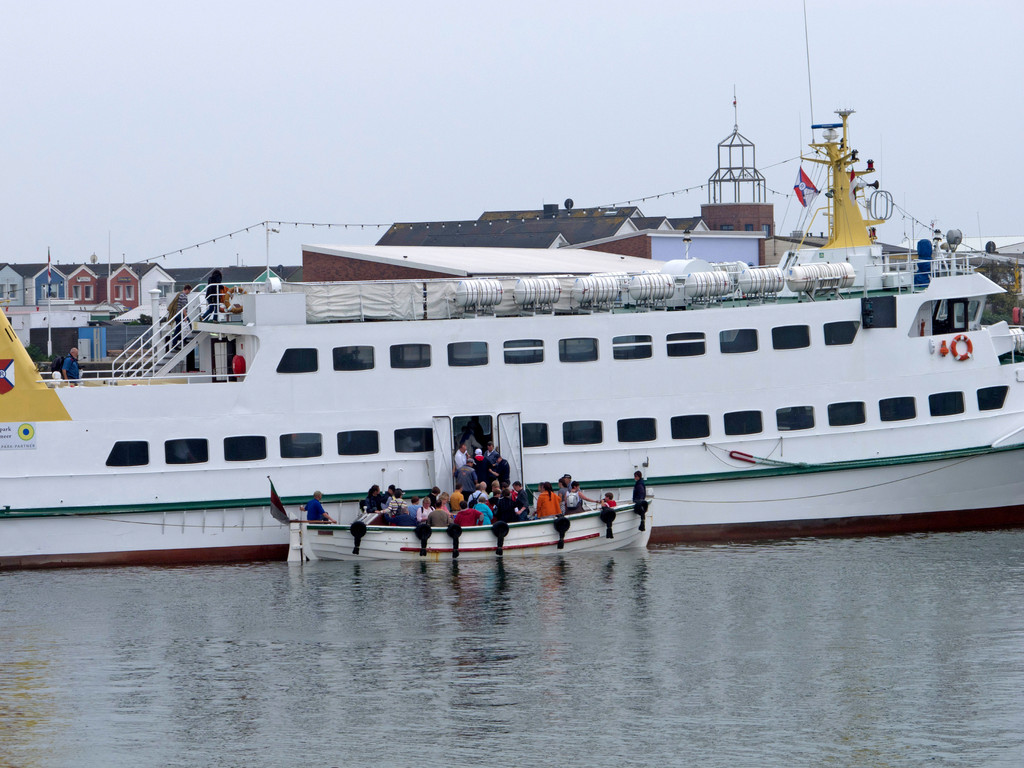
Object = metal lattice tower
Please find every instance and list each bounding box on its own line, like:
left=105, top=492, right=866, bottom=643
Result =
left=707, top=96, right=766, bottom=204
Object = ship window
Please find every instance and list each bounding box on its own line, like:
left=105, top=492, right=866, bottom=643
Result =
left=617, top=417, right=656, bottom=442
left=977, top=385, right=1008, bottom=411
left=559, top=337, right=598, bottom=363
left=666, top=332, right=706, bottom=357
left=929, top=391, right=964, bottom=417
left=563, top=420, right=603, bottom=445
left=823, top=321, right=859, bottom=346
left=390, top=344, right=431, bottom=369
left=724, top=410, right=762, bottom=435
left=719, top=329, right=758, bottom=354
left=395, top=427, right=433, bottom=453
left=613, top=335, right=653, bottom=360
left=447, top=341, right=488, bottom=367
left=337, top=430, right=379, bottom=455
left=776, top=406, right=815, bottom=431
left=280, top=433, right=322, bottom=459
left=828, top=401, right=866, bottom=426
left=772, top=325, right=810, bottom=350
left=504, top=339, right=544, bottom=364
left=332, top=346, right=374, bottom=371
left=277, top=348, right=318, bottom=373
left=224, top=435, right=267, bottom=462
left=165, top=438, right=209, bottom=465
left=522, top=422, right=549, bottom=447
left=879, top=397, right=916, bottom=422
left=670, top=414, right=710, bottom=439
left=106, top=440, right=149, bottom=467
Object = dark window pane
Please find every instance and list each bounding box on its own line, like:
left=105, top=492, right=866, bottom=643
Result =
left=928, top=391, right=964, bottom=417
left=337, top=430, right=380, bottom=455
left=332, top=346, right=374, bottom=371
left=106, top=440, right=149, bottom=467
left=772, top=325, right=810, bottom=350
left=670, top=414, right=710, bottom=439
left=395, top=427, right=433, bottom=453
left=776, top=406, right=815, bottom=431
left=824, top=321, right=859, bottom=346
left=504, top=339, right=544, bottom=364
left=720, top=329, right=758, bottom=354
left=666, top=332, right=706, bottom=358
left=879, top=397, right=916, bottom=422
left=559, top=337, right=598, bottom=362
left=390, top=344, right=431, bottom=369
left=447, top=341, right=488, bottom=367
left=724, top=410, right=763, bottom=435
left=978, top=386, right=1008, bottom=411
left=280, top=433, right=323, bottom=459
left=165, top=438, right=209, bottom=465
left=224, top=435, right=267, bottom=462
left=828, top=401, right=866, bottom=426
left=563, top=420, right=603, bottom=445
left=617, top=417, right=657, bottom=442
left=613, top=335, right=653, bottom=360
left=277, top=348, right=318, bottom=373
left=522, top=422, right=549, bottom=447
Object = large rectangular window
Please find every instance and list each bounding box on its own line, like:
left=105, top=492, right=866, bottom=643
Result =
left=224, top=435, right=267, bottom=462
left=720, top=329, right=758, bottom=354
left=978, top=386, right=1008, bottom=411
left=724, top=410, right=763, bottom=435
left=563, top=420, right=603, bottom=445
left=776, top=406, right=815, bottom=431
left=395, top=427, right=433, bottom=453
left=277, top=348, right=318, bottom=373
left=337, top=430, right=380, bottom=455
left=612, top=335, right=653, bottom=360
left=522, top=423, right=549, bottom=447
left=666, top=332, right=706, bottom=358
left=828, top=401, right=866, bottom=427
left=879, top=397, right=916, bottom=422
left=670, top=414, right=710, bottom=439
left=165, top=438, right=209, bottom=465
left=929, top=391, right=965, bottom=417
left=559, top=338, right=598, bottom=363
left=390, top=344, right=431, bottom=369
left=772, top=325, right=810, bottom=350
left=106, top=441, right=149, bottom=467
left=333, top=346, right=374, bottom=371
left=617, top=417, right=656, bottom=442
left=280, top=433, right=323, bottom=458
left=447, top=341, right=488, bottom=367
left=503, top=339, right=544, bottom=365
left=824, top=321, right=859, bottom=346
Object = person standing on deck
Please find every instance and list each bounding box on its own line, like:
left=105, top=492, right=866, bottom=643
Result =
left=61, top=347, right=80, bottom=385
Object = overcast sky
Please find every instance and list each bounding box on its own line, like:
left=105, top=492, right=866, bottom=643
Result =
left=2, top=0, right=1021, bottom=269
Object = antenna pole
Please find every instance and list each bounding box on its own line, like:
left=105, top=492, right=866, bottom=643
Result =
left=803, top=0, right=815, bottom=129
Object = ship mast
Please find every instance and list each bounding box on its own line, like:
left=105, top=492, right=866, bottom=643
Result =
left=804, top=109, right=883, bottom=250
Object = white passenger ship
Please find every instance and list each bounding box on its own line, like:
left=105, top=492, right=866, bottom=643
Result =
left=2, top=109, right=1023, bottom=568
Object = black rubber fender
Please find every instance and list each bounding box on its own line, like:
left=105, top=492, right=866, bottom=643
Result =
left=553, top=514, right=571, bottom=549
left=491, top=520, right=510, bottom=556
left=599, top=507, right=616, bottom=539
left=414, top=522, right=432, bottom=557
left=446, top=522, right=463, bottom=560
left=350, top=519, right=368, bottom=555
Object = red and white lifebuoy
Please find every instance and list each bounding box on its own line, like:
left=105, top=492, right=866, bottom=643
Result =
left=949, top=334, right=973, bottom=361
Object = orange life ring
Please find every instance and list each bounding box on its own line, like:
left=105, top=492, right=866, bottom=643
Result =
left=950, top=334, right=972, bottom=361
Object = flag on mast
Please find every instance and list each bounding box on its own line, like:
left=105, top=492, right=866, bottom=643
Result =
left=268, top=478, right=290, bottom=523
left=794, top=167, right=819, bottom=208
left=47, top=247, right=51, bottom=285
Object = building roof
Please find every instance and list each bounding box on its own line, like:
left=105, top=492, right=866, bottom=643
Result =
left=304, top=244, right=666, bottom=277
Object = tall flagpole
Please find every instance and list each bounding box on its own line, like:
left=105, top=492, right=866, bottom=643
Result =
left=46, top=247, right=52, bottom=357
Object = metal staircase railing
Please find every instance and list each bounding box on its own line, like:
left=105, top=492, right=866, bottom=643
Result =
left=111, top=289, right=206, bottom=379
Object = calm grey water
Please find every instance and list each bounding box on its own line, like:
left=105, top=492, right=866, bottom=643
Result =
left=2, top=531, right=1023, bottom=768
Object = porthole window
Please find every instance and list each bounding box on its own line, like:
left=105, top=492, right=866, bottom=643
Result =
left=280, top=433, right=323, bottom=459
left=390, top=344, right=431, bottom=369
left=447, top=341, right=488, bottom=367
left=106, top=441, right=149, bottom=467
left=724, top=410, right=763, bottom=435
left=277, top=348, right=318, bottom=373
left=771, top=325, right=810, bottom=350
left=776, top=406, right=815, bottom=431
left=504, top=339, right=544, bottom=365
left=558, top=337, right=598, bottom=363
left=522, top=422, right=549, bottom=447
left=395, top=427, right=433, bottom=453
left=224, top=435, right=267, bottom=462
left=666, top=332, right=706, bottom=357
left=337, top=430, right=380, bottom=455
left=823, top=321, right=859, bottom=346
left=617, top=417, right=656, bottom=442
left=562, top=420, right=603, bottom=445
left=670, top=414, right=710, bottom=439
left=978, top=386, right=1008, bottom=411
left=827, top=401, right=866, bottom=426
left=333, top=346, right=374, bottom=371
left=879, top=397, right=916, bottom=422
left=719, top=329, right=758, bottom=354
left=165, top=438, right=209, bottom=465
left=929, top=391, right=964, bottom=417
left=612, top=335, right=653, bottom=360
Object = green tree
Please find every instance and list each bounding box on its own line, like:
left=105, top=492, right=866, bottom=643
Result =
left=976, top=260, right=1019, bottom=325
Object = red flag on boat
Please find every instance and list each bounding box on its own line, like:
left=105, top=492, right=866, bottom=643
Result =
left=794, top=167, right=819, bottom=208
left=268, top=478, right=290, bottom=523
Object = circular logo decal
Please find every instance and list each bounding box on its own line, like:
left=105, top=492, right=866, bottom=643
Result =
left=18, top=424, right=34, bottom=441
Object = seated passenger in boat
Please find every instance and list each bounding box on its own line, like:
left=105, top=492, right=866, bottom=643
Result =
left=601, top=492, right=617, bottom=509
left=474, top=498, right=494, bottom=525
left=495, top=489, right=519, bottom=524
left=417, top=496, right=433, bottom=524
left=427, top=499, right=451, bottom=527
left=453, top=501, right=482, bottom=527
left=564, top=481, right=596, bottom=515
left=304, top=491, right=336, bottom=523
left=408, top=495, right=422, bottom=520
left=383, top=489, right=409, bottom=524
left=362, top=484, right=386, bottom=514
left=536, top=482, right=562, bottom=518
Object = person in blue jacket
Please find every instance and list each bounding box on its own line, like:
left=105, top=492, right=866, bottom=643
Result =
left=304, top=491, right=336, bottom=523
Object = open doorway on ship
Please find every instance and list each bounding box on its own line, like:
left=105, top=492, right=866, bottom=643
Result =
left=431, top=413, right=523, bottom=494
